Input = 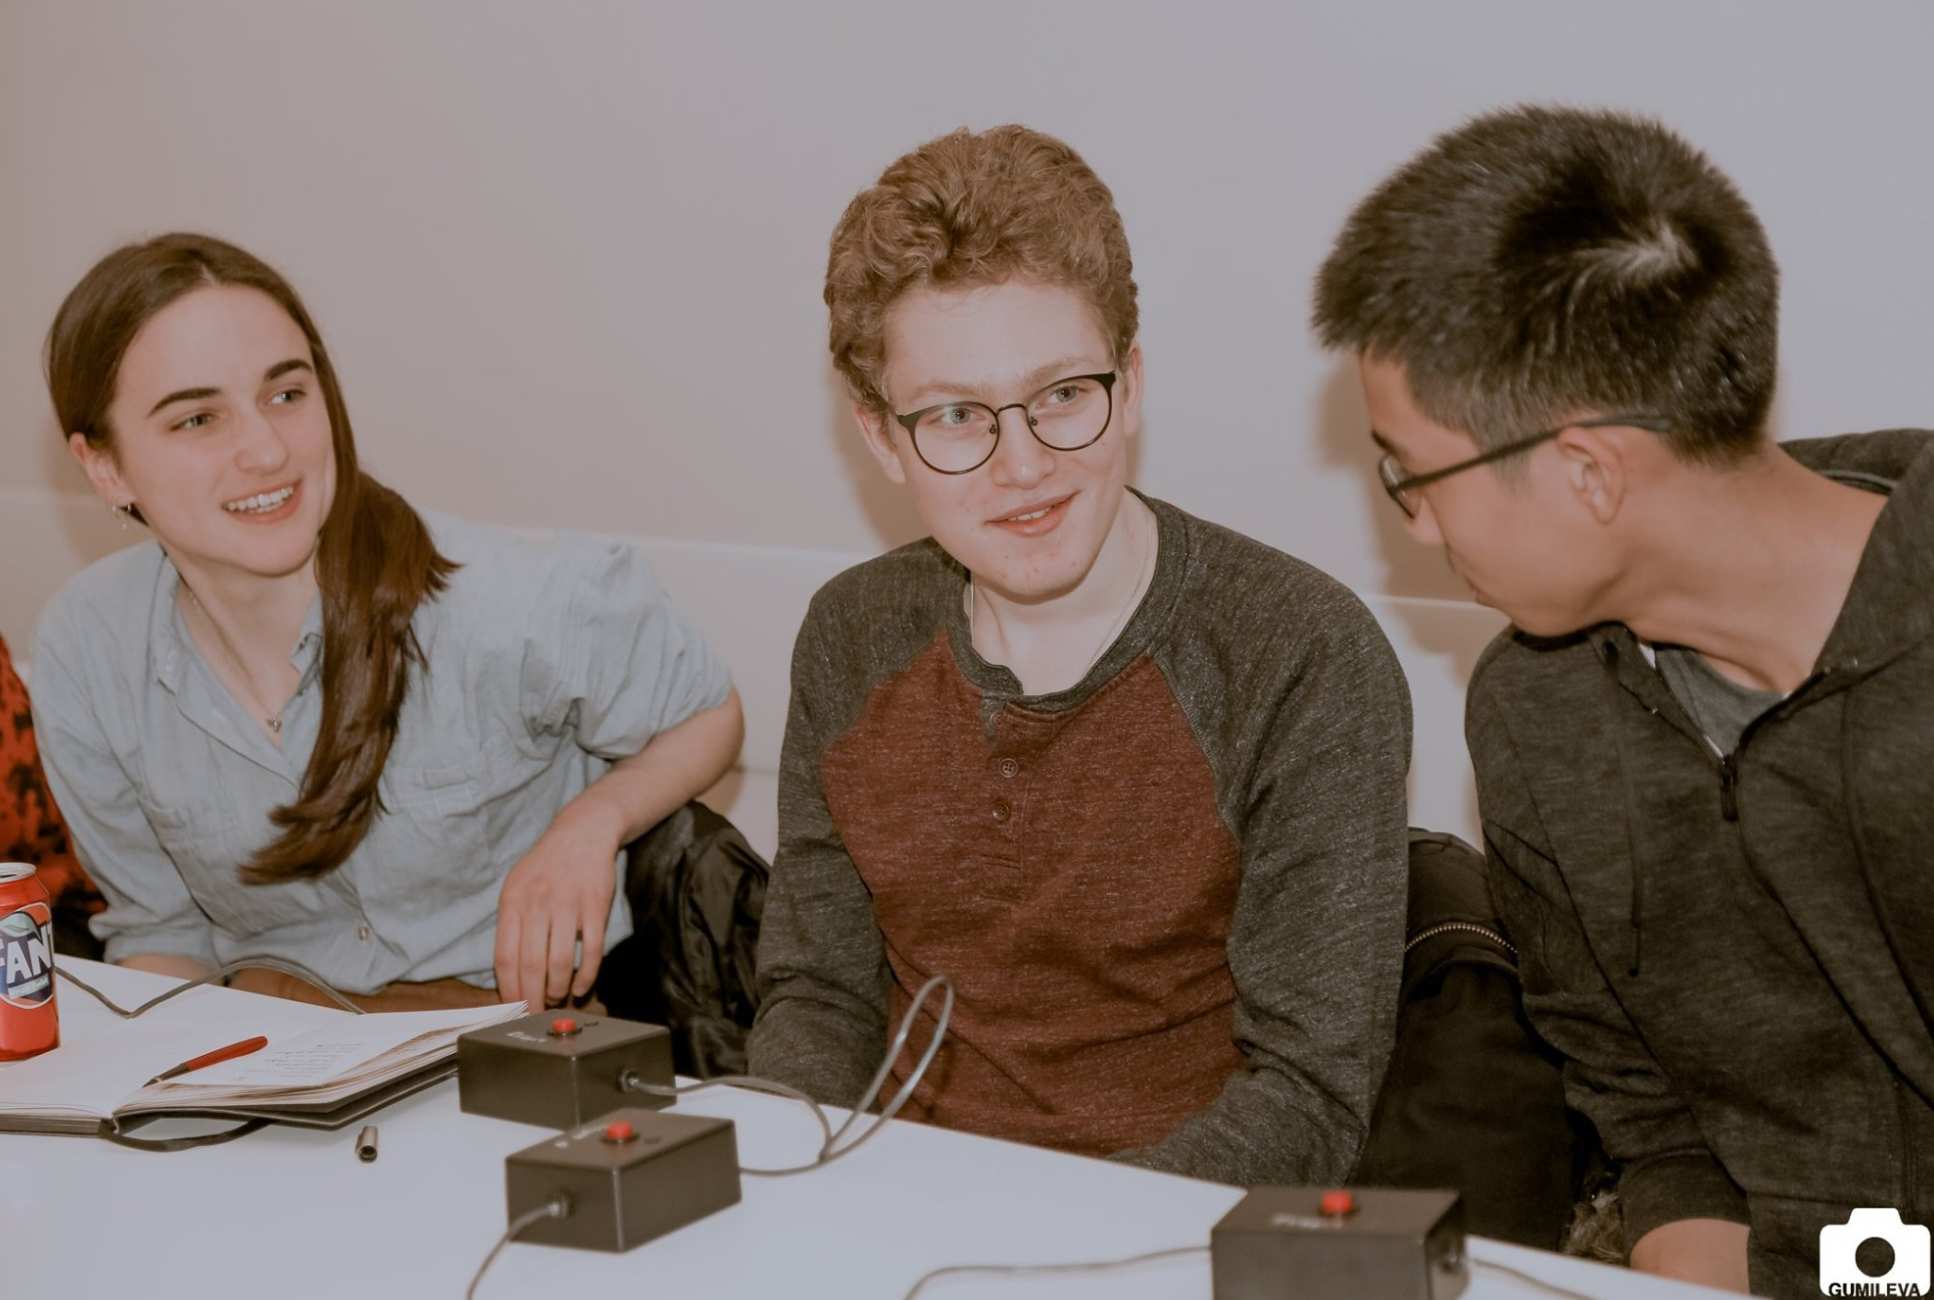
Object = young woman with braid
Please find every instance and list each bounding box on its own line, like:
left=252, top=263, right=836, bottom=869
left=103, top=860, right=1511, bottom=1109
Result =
left=33, top=234, right=742, bottom=1011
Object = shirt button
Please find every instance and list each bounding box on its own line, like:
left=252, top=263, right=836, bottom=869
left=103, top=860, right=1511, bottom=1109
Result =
left=991, top=799, right=1011, bottom=824
left=997, top=757, right=1020, bottom=780
left=357, top=925, right=371, bottom=942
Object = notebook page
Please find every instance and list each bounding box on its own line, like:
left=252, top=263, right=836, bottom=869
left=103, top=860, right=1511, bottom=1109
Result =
left=166, top=1003, right=521, bottom=1091
left=0, top=960, right=344, bottom=1119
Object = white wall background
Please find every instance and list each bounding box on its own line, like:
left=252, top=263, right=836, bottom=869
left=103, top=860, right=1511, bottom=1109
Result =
left=4, top=0, right=1930, bottom=853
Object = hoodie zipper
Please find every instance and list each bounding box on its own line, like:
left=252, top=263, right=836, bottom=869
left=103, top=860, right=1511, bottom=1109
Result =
left=1405, top=920, right=1517, bottom=960
left=1717, top=668, right=1829, bottom=823
left=1607, top=641, right=1830, bottom=973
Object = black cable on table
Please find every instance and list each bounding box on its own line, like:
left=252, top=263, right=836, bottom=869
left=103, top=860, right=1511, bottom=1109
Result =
left=53, top=955, right=362, bottom=1154
left=901, top=1243, right=1209, bottom=1298
left=55, top=954, right=365, bottom=1017
left=101, top=1117, right=270, bottom=1152
left=621, top=974, right=955, bottom=1178
left=466, top=1194, right=572, bottom=1300
left=626, top=1072, right=836, bottom=1153
left=901, top=1246, right=1615, bottom=1300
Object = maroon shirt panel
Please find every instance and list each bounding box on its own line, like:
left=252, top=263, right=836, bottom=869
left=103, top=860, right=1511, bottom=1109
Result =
left=820, top=631, right=1243, bottom=1155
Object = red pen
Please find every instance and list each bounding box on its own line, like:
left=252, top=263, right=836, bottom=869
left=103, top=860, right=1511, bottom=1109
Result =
left=144, top=1034, right=270, bottom=1086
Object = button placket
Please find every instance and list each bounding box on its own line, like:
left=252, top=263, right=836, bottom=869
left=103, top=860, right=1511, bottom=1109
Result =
left=989, top=752, right=1021, bottom=826
left=985, top=708, right=1046, bottom=842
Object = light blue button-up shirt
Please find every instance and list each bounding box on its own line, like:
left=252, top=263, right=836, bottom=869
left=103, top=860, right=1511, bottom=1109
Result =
left=31, top=513, right=732, bottom=992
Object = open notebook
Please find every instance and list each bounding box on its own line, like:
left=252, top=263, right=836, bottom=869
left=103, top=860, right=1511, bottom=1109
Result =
left=0, top=957, right=524, bottom=1135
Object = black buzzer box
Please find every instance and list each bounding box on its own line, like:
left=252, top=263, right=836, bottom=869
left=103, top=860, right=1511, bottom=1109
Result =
left=504, top=1108, right=741, bottom=1252
left=1211, top=1186, right=1467, bottom=1300
left=458, top=1012, right=674, bottom=1129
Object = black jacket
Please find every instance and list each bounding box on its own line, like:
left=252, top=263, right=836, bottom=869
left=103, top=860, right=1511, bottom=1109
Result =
left=1467, top=429, right=1934, bottom=1297
left=597, top=801, right=768, bottom=1078
left=1354, top=830, right=1599, bottom=1250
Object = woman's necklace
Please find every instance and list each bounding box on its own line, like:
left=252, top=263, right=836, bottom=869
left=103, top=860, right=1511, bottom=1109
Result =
left=181, top=584, right=286, bottom=738
left=968, top=502, right=1155, bottom=688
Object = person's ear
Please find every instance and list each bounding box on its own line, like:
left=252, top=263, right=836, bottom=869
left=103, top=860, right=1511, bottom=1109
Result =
left=854, top=402, right=908, bottom=486
left=1115, top=342, right=1144, bottom=441
left=68, top=432, right=136, bottom=509
left=1553, top=423, right=1629, bottom=525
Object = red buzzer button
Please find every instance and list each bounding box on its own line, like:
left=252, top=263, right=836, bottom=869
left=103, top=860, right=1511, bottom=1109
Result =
left=602, top=1120, right=636, bottom=1143
left=549, top=1017, right=580, bottom=1037
left=1319, top=1189, right=1356, bottom=1217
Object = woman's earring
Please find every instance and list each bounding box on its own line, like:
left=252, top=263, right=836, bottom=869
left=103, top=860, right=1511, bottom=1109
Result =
left=110, top=503, right=134, bottom=531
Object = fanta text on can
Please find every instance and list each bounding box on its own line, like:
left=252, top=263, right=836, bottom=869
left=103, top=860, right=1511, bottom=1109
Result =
left=0, top=863, right=59, bottom=1060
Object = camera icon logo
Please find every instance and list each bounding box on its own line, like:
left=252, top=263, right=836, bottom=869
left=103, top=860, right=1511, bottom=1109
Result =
left=1820, top=1207, right=1930, bottom=1296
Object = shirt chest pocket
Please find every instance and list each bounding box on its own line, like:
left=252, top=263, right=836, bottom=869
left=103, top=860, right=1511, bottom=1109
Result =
left=391, top=763, right=486, bottom=820
left=373, top=760, right=498, bottom=896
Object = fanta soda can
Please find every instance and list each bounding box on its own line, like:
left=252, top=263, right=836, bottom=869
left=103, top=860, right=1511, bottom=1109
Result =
left=0, top=863, right=59, bottom=1059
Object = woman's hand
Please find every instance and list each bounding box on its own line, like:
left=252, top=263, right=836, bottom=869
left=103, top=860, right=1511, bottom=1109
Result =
left=493, top=800, right=623, bottom=1006
left=494, top=688, right=744, bottom=1006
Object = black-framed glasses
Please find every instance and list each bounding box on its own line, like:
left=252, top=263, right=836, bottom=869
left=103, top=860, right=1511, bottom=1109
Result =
left=893, top=371, right=1117, bottom=475
left=1378, top=413, right=1675, bottom=518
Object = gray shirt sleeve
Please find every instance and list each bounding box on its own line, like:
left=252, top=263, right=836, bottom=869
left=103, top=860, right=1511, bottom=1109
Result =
left=30, top=618, right=216, bottom=967
left=518, top=536, right=733, bottom=756
left=746, top=603, right=889, bottom=1104
left=1117, top=587, right=1411, bottom=1185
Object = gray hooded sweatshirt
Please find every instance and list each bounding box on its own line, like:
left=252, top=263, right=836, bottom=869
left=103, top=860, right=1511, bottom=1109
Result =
left=1468, top=429, right=1934, bottom=1298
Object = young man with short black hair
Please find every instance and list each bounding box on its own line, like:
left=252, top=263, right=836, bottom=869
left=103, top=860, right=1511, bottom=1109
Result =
left=1315, top=105, right=1932, bottom=1297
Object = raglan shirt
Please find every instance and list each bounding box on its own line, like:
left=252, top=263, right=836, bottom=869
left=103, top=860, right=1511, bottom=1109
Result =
left=1468, top=430, right=1934, bottom=1298
left=748, top=494, right=1412, bottom=1185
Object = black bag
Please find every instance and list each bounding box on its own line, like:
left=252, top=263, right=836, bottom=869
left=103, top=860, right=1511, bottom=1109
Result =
left=595, top=800, right=769, bottom=1078
left=1353, top=828, right=1604, bottom=1249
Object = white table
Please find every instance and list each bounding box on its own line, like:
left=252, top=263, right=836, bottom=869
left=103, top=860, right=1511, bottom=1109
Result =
left=8, top=962, right=1734, bottom=1299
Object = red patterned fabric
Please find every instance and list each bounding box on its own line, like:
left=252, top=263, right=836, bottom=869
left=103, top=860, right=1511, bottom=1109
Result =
left=0, top=637, right=99, bottom=912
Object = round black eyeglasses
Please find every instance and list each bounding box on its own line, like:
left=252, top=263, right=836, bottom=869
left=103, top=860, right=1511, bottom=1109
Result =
left=893, top=371, right=1117, bottom=475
